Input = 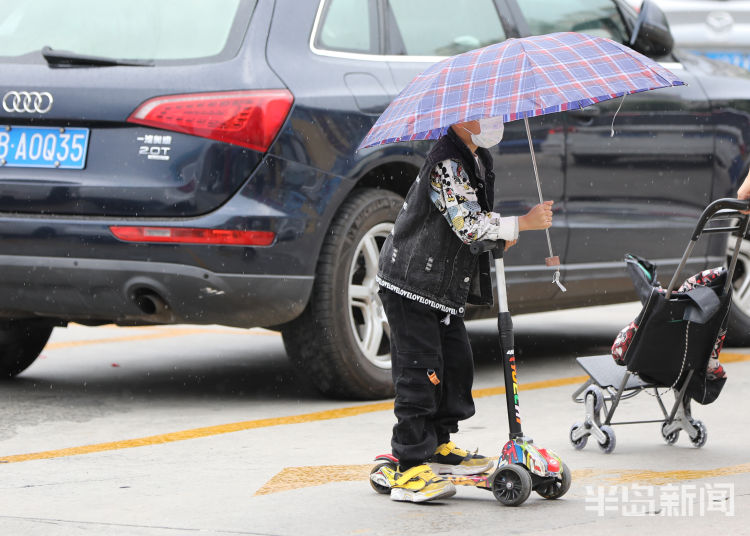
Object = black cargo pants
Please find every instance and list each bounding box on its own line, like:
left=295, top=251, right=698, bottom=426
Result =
left=379, top=289, right=476, bottom=469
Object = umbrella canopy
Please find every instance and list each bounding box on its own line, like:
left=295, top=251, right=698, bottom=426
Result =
left=358, top=32, right=685, bottom=150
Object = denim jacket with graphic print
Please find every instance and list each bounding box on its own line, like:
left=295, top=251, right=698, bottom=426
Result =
left=376, top=127, right=518, bottom=316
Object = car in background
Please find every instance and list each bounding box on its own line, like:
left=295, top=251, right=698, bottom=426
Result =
left=626, top=0, right=750, bottom=69
left=1, top=0, right=750, bottom=400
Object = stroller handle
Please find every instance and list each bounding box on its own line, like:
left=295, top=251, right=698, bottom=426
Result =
left=691, top=198, right=750, bottom=241
left=666, top=198, right=750, bottom=297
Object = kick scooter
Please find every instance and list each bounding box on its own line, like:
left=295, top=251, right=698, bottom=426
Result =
left=370, top=239, right=571, bottom=506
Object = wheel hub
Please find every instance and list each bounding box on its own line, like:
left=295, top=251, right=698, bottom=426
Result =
left=347, top=222, right=393, bottom=370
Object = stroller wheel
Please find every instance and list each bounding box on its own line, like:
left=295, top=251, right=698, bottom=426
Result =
left=661, top=422, right=679, bottom=445
left=536, top=462, right=571, bottom=500
left=597, top=425, right=616, bottom=454
left=569, top=422, right=588, bottom=450
left=690, top=420, right=708, bottom=448
left=584, top=386, right=604, bottom=414
left=491, top=464, right=532, bottom=506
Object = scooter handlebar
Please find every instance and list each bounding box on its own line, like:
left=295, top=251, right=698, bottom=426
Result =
left=469, top=239, right=505, bottom=259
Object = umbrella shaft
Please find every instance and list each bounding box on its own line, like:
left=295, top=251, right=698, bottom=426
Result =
left=524, top=117, right=555, bottom=260
left=524, top=117, right=545, bottom=206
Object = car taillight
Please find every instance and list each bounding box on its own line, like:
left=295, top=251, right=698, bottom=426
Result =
left=126, top=90, right=293, bottom=152
left=110, top=226, right=275, bottom=246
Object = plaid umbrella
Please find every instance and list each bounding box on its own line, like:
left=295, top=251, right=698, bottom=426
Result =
left=358, top=32, right=684, bottom=148
left=358, top=32, right=685, bottom=289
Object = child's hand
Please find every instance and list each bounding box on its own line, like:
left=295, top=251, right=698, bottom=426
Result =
left=518, top=201, right=554, bottom=231
left=738, top=170, right=750, bottom=213
left=504, top=239, right=517, bottom=251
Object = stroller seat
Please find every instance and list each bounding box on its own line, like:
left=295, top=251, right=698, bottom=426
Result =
left=575, top=355, right=651, bottom=391
left=569, top=198, right=749, bottom=454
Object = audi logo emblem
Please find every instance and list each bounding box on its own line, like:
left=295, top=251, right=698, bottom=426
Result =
left=2, top=91, right=54, bottom=114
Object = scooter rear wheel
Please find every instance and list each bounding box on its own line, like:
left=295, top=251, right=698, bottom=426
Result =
left=369, top=463, right=394, bottom=494
left=491, top=464, right=532, bottom=506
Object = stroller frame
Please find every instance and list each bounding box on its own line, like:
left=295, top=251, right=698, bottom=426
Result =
left=570, top=358, right=700, bottom=453
left=570, top=198, right=750, bottom=453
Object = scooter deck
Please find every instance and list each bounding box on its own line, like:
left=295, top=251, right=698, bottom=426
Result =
left=441, top=471, right=494, bottom=490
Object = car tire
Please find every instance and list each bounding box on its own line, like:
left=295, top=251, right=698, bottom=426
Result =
left=0, top=320, right=54, bottom=378
left=727, top=237, right=750, bottom=346
left=282, top=188, right=403, bottom=399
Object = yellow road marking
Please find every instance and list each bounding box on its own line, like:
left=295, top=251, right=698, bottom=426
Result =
left=714, top=351, right=750, bottom=363
left=255, top=465, right=374, bottom=496
left=0, top=403, right=393, bottom=464
left=0, top=374, right=589, bottom=464
left=607, top=463, right=750, bottom=485
left=3, top=351, right=749, bottom=466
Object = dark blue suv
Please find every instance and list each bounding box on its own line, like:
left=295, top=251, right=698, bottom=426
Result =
left=2, top=0, right=750, bottom=400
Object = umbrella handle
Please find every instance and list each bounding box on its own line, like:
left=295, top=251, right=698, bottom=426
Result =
left=524, top=117, right=566, bottom=292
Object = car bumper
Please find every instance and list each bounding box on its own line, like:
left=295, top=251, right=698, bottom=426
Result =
left=0, top=254, right=313, bottom=328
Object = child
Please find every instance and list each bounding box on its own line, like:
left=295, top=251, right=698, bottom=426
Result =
left=376, top=116, right=553, bottom=503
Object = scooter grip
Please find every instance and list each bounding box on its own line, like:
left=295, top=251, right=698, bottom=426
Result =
left=469, top=240, right=505, bottom=258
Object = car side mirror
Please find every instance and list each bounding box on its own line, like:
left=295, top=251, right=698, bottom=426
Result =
left=629, top=0, right=674, bottom=57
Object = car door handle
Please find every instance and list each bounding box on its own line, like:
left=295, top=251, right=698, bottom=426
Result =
left=568, top=107, right=601, bottom=121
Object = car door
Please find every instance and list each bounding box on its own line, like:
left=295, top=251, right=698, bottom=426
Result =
left=268, top=0, right=398, bottom=177
left=510, top=0, right=715, bottom=304
left=381, top=0, right=567, bottom=309
left=308, top=0, right=396, bottom=115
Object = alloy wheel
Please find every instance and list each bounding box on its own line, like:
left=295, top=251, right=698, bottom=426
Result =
left=348, top=222, right=393, bottom=370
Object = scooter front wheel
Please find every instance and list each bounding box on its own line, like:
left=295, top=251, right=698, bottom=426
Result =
left=536, top=462, right=571, bottom=500
left=491, top=464, right=532, bottom=506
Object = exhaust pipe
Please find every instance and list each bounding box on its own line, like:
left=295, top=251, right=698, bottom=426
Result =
left=132, top=288, right=169, bottom=316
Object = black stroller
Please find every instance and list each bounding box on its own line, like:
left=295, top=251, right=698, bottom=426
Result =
left=570, top=198, right=750, bottom=453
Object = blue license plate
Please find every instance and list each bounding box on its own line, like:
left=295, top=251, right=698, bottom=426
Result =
left=0, top=126, right=90, bottom=169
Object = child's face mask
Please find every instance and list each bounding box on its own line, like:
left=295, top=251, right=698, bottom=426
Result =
left=466, top=117, right=505, bottom=148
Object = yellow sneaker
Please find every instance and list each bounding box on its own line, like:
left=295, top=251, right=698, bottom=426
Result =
left=429, top=441, right=494, bottom=475
left=389, top=464, right=456, bottom=503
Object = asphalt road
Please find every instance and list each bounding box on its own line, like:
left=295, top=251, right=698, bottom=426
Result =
left=0, top=302, right=747, bottom=535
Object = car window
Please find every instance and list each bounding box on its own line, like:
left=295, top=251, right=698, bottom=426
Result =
left=0, top=0, right=250, bottom=61
left=516, top=0, right=629, bottom=43
left=385, top=0, right=507, bottom=56
left=315, top=0, right=377, bottom=54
